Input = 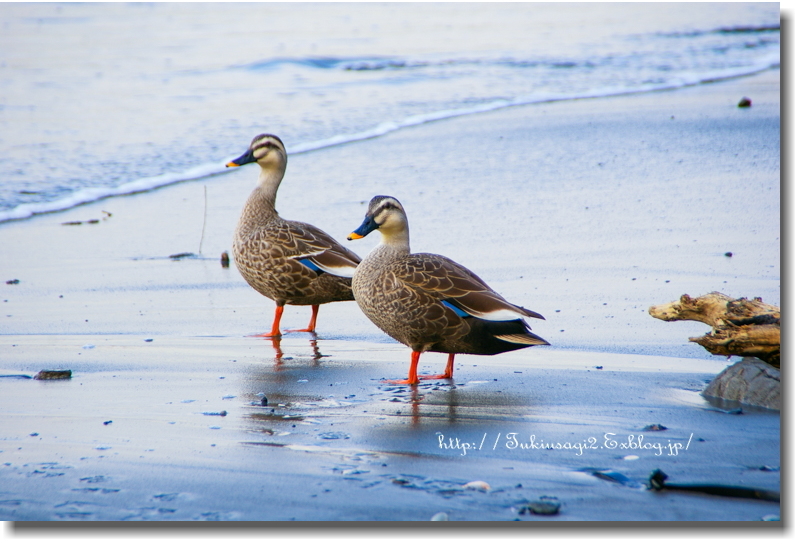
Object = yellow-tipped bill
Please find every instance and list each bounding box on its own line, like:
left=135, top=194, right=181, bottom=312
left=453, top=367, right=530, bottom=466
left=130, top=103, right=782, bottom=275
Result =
left=348, top=215, right=380, bottom=241
left=226, top=149, right=256, bottom=168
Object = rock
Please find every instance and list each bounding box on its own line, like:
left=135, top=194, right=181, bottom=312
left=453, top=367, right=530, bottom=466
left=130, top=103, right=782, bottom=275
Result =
left=701, top=357, right=780, bottom=410
left=519, top=498, right=561, bottom=516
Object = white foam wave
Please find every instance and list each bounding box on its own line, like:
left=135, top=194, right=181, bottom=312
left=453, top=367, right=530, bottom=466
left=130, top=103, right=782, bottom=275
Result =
left=292, top=59, right=779, bottom=153
left=0, top=162, right=231, bottom=224
left=0, top=60, right=778, bottom=225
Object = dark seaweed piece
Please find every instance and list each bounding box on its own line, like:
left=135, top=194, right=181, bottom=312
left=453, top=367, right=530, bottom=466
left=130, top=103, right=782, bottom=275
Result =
left=648, top=469, right=779, bottom=502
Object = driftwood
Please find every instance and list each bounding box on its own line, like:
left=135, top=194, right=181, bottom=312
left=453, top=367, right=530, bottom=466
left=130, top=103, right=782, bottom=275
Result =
left=649, top=292, right=780, bottom=368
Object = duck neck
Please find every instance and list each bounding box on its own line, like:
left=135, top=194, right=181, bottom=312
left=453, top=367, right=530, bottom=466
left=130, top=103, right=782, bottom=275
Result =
left=254, top=165, right=285, bottom=212
left=238, top=166, right=285, bottom=232
left=379, top=227, right=410, bottom=254
left=365, top=227, right=411, bottom=265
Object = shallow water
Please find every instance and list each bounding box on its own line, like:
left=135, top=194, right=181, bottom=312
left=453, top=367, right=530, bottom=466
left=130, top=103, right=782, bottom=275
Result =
left=0, top=2, right=780, bottom=221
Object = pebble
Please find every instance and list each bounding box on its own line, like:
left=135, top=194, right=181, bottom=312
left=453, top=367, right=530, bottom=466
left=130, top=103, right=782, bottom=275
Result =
left=462, top=480, right=491, bottom=492
left=643, top=423, right=668, bottom=431
left=519, top=498, right=561, bottom=516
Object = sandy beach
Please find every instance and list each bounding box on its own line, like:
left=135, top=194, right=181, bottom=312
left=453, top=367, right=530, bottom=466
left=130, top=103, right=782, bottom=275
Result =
left=0, top=70, right=781, bottom=525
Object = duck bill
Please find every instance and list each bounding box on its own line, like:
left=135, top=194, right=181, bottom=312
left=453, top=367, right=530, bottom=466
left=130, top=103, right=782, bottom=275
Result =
left=347, top=216, right=379, bottom=240
left=226, top=149, right=257, bottom=167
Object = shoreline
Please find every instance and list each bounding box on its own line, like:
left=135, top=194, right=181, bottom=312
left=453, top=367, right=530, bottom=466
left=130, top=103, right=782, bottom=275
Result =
left=0, top=66, right=780, bottom=226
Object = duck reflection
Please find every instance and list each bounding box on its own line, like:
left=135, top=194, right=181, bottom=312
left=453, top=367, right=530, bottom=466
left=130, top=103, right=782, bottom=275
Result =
left=256, top=333, right=326, bottom=368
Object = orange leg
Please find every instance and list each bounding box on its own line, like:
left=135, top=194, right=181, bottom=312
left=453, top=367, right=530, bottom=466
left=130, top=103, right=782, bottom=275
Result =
left=386, top=350, right=422, bottom=385
left=251, top=305, right=284, bottom=338
left=285, top=304, right=319, bottom=333
left=419, top=353, right=455, bottom=380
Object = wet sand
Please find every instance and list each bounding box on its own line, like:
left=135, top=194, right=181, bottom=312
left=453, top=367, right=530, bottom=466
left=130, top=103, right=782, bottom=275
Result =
left=0, top=72, right=781, bottom=524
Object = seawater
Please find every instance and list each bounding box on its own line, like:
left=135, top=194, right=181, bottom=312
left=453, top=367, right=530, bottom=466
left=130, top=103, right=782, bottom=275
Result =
left=0, top=2, right=780, bottom=223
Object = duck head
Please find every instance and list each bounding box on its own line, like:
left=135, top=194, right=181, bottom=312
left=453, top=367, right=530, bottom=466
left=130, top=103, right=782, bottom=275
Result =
left=227, top=134, right=287, bottom=174
left=348, top=195, right=409, bottom=246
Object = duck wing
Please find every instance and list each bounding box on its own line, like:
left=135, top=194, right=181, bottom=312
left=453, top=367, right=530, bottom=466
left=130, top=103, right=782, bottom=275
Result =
left=392, top=253, right=544, bottom=322
left=280, top=221, right=361, bottom=278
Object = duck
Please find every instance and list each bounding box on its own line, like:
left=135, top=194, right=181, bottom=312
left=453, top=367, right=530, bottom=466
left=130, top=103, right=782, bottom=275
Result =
left=347, top=195, right=549, bottom=384
left=227, top=134, right=361, bottom=337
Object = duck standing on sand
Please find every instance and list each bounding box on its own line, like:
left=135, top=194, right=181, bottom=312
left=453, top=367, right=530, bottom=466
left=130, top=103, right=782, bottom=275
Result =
left=347, top=195, right=548, bottom=384
left=227, top=134, right=361, bottom=337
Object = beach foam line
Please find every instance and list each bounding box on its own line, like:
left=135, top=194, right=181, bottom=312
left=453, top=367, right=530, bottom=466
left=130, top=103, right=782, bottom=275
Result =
left=0, top=162, right=231, bottom=224
left=288, top=60, right=778, bottom=152
left=0, top=61, right=778, bottom=225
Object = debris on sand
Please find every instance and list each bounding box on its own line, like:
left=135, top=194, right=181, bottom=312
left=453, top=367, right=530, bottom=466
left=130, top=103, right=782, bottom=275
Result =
left=33, top=370, right=72, bottom=380
left=648, top=469, right=779, bottom=502
left=169, top=252, right=196, bottom=260
left=649, top=292, right=780, bottom=368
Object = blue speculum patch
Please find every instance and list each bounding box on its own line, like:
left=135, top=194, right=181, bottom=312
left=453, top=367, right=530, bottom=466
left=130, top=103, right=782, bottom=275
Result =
left=298, top=258, right=324, bottom=274
left=442, top=300, right=470, bottom=318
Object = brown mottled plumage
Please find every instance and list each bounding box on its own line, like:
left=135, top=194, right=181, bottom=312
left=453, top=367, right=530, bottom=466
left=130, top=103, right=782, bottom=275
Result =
left=348, top=196, right=549, bottom=384
left=227, top=134, right=360, bottom=337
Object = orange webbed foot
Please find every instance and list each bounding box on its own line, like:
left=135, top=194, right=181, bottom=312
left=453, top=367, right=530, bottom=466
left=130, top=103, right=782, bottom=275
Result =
left=384, top=377, right=419, bottom=385
left=249, top=331, right=282, bottom=339
left=418, top=373, right=452, bottom=381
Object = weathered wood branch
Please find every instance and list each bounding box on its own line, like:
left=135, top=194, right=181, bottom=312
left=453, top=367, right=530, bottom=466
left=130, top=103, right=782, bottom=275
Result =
left=649, top=292, right=780, bottom=368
